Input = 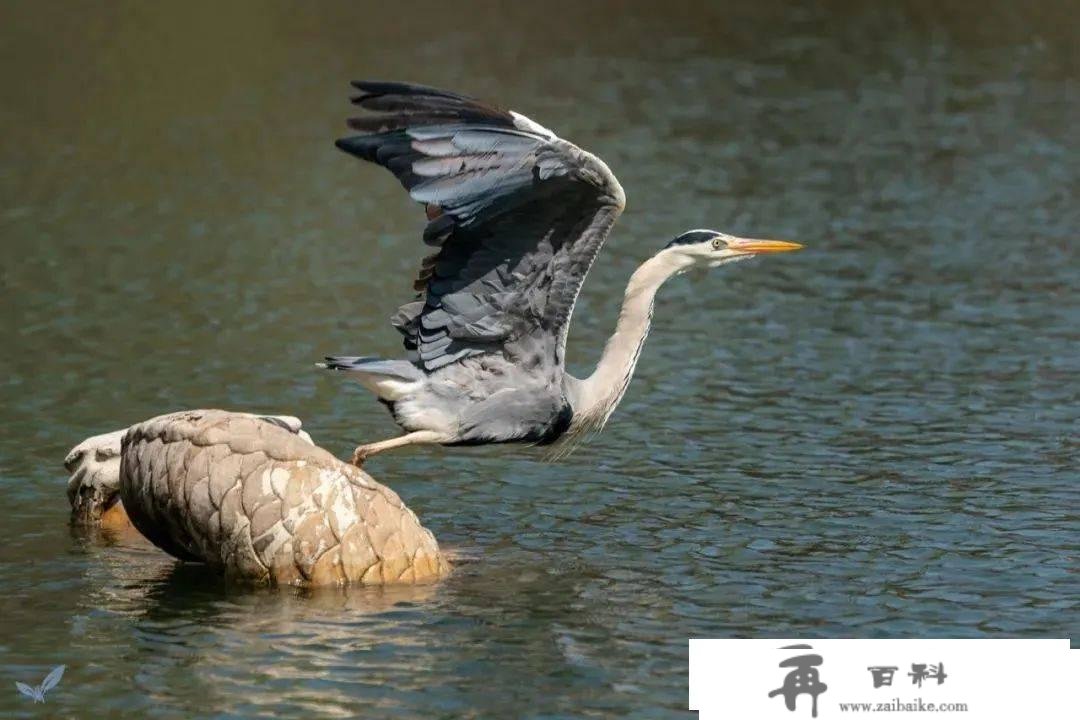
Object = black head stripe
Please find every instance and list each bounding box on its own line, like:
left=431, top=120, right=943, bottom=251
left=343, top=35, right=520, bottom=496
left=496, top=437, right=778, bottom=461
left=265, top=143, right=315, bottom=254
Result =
left=665, top=229, right=717, bottom=248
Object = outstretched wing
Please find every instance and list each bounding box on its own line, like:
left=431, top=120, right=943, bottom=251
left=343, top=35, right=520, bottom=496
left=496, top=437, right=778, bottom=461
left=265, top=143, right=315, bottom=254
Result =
left=40, top=665, right=65, bottom=693
left=337, top=81, right=625, bottom=372
left=15, top=682, right=36, bottom=699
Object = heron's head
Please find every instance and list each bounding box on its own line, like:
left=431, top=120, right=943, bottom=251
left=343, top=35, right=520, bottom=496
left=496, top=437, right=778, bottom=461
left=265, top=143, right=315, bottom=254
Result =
left=664, top=229, right=803, bottom=269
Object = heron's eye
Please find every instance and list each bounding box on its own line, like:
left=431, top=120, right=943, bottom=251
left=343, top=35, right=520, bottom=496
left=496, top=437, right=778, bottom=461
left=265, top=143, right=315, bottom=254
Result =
left=711, top=237, right=723, bottom=250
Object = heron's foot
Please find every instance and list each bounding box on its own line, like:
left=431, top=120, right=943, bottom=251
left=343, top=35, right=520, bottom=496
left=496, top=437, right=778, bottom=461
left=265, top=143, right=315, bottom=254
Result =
left=350, top=444, right=374, bottom=468
left=348, top=431, right=451, bottom=467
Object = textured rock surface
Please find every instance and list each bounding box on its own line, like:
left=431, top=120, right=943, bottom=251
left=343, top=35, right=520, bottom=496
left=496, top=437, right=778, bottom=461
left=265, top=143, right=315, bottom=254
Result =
left=65, top=429, right=128, bottom=527
left=67, top=410, right=448, bottom=586
left=64, top=413, right=310, bottom=529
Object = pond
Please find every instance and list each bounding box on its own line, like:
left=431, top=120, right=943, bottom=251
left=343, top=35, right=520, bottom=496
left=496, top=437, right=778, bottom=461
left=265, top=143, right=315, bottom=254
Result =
left=0, top=2, right=1076, bottom=717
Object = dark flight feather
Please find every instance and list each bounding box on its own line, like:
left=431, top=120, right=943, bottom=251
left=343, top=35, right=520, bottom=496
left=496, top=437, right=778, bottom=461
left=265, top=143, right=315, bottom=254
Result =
left=337, top=81, right=625, bottom=372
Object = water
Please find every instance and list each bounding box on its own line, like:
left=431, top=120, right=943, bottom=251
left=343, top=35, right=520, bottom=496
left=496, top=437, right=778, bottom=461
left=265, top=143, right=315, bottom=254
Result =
left=1, top=2, right=1077, bottom=717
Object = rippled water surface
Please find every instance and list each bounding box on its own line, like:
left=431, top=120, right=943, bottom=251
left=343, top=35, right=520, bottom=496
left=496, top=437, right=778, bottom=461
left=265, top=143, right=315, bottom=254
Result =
left=1, top=2, right=1077, bottom=717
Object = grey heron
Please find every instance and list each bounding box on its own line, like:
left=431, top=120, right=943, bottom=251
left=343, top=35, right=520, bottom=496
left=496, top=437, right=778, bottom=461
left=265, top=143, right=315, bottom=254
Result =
left=322, top=81, right=802, bottom=465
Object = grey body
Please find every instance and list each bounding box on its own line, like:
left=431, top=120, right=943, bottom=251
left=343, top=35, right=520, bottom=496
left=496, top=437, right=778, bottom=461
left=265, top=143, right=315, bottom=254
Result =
left=326, top=336, right=578, bottom=447
left=323, top=82, right=801, bottom=458
left=400, top=355, right=570, bottom=445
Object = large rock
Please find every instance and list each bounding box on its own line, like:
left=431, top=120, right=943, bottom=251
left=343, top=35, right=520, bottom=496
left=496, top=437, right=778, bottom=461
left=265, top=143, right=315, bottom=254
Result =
left=65, top=410, right=449, bottom=587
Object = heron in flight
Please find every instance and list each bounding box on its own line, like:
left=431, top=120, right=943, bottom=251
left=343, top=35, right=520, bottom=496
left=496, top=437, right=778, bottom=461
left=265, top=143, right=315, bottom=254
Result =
left=322, top=81, right=802, bottom=465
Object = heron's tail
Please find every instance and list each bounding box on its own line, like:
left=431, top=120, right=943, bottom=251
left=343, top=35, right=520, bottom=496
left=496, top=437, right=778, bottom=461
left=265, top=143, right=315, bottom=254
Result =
left=318, top=356, right=423, bottom=401
left=318, top=356, right=421, bottom=380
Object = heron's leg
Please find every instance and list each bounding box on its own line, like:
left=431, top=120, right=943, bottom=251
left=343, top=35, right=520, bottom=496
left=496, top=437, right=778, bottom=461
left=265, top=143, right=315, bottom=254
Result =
left=350, top=431, right=451, bottom=467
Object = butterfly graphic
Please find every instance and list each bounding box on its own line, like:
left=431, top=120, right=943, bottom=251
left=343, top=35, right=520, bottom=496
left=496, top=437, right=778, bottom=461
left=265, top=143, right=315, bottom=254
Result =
left=15, top=665, right=65, bottom=703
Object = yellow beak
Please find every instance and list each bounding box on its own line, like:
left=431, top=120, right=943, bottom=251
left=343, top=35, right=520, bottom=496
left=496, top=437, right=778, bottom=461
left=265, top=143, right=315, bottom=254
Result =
left=726, top=238, right=804, bottom=255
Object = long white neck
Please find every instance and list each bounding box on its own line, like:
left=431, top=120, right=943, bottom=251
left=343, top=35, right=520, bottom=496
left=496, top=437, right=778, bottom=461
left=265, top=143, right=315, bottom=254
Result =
left=568, top=249, right=692, bottom=432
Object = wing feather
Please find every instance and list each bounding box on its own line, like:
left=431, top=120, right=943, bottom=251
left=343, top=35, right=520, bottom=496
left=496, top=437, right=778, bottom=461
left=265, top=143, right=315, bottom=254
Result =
left=337, top=81, right=625, bottom=372
left=41, top=665, right=65, bottom=693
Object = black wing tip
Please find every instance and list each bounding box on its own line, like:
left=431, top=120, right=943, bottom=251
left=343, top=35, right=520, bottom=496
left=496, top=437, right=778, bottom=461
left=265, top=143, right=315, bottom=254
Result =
left=343, top=79, right=513, bottom=129
left=335, top=135, right=384, bottom=160
left=349, top=80, right=474, bottom=101
left=334, top=136, right=361, bottom=159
